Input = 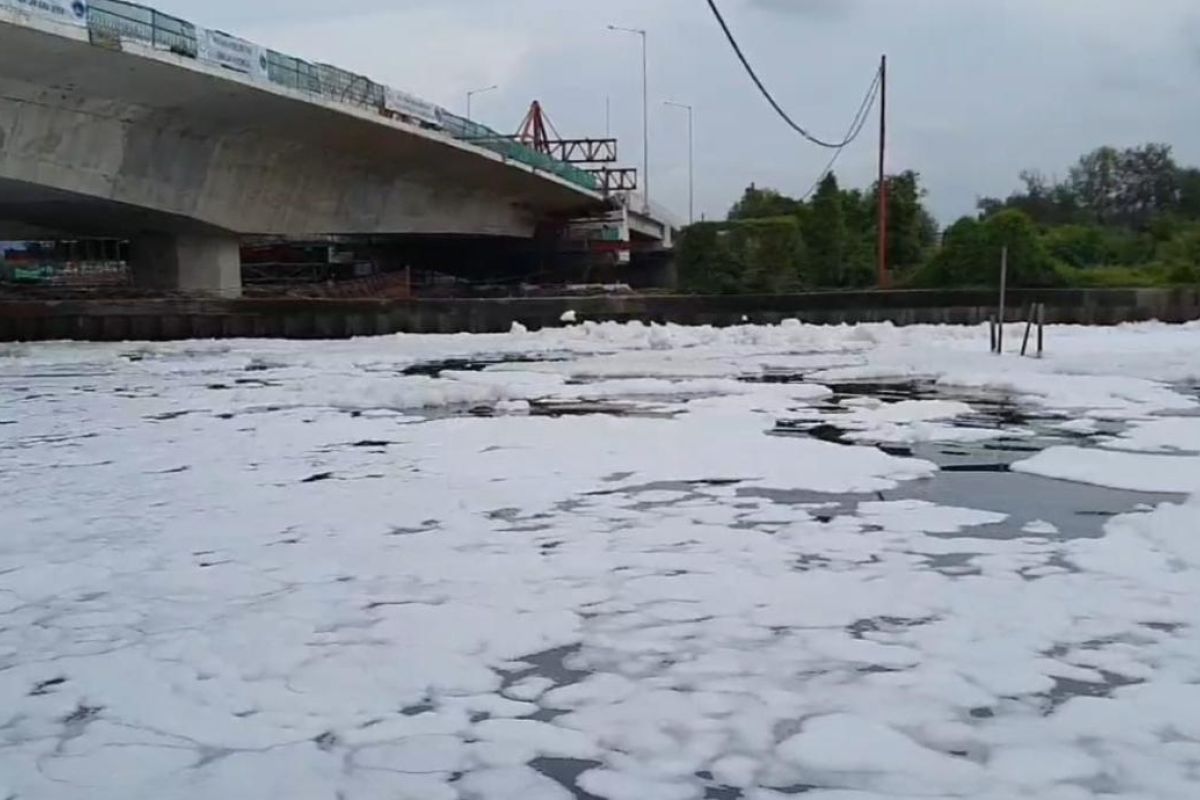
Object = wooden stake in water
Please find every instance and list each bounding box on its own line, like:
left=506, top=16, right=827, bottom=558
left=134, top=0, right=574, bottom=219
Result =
left=997, top=246, right=1008, bottom=354
left=1021, top=302, right=1034, bottom=357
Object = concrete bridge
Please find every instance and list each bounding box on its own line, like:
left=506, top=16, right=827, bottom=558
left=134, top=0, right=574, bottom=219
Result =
left=0, top=1, right=671, bottom=296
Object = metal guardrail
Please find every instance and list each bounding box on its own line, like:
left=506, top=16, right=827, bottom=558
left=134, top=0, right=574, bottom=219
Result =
left=81, top=0, right=599, bottom=192
left=88, top=0, right=196, bottom=56
left=438, top=112, right=601, bottom=190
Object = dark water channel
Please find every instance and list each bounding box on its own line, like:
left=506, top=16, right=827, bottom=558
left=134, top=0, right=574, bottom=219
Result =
left=766, top=378, right=1188, bottom=536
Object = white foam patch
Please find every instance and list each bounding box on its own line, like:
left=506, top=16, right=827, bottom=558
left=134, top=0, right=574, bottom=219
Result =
left=824, top=399, right=1011, bottom=445
left=857, top=500, right=1008, bottom=533
left=1101, top=417, right=1200, bottom=454
left=471, top=719, right=600, bottom=761
left=936, top=372, right=1196, bottom=418
left=1013, top=446, right=1200, bottom=493
left=776, top=714, right=985, bottom=794
left=988, top=745, right=1103, bottom=786
left=577, top=770, right=700, bottom=800
left=1056, top=418, right=1100, bottom=434
left=846, top=422, right=1009, bottom=445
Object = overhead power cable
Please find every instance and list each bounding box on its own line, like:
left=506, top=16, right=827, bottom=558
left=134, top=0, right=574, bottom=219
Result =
left=801, top=67, right=883, bottom=200
left=705, top=0, right=879, bottom=150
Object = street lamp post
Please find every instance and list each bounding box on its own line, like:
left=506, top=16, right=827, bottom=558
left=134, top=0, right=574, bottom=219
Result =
left=608, top=25, right=649, bottom=214
left=466, top=84, right=498, bottom=122
left=664, top=101, right=694, bottom=225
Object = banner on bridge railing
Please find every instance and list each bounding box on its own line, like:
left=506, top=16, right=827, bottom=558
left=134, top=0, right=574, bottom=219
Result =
left=196, top=27, right=269, bottom=82
left=1, top=0, right=89, bottom=27
left=383, top=87, right=442, bottom=129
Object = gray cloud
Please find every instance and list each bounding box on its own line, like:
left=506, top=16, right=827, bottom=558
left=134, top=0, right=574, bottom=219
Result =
left=746, top=0, right=855, bottom=21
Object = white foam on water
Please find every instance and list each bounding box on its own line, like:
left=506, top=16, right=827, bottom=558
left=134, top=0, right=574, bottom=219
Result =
left=4, top=321, right=1200, bottom=799
left=857, top=500, right=1009, bottom=533
left=1013, top=446, right=1200, bottom=493
left=577, top=769, right=700, bottom=800
left=1101, top=417, right=1200, bottom=454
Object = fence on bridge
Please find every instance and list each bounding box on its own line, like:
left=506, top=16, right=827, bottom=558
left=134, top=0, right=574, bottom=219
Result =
left=79, top=0, right=599, bottom=193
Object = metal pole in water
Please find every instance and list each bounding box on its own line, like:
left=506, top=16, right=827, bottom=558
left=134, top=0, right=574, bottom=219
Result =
left=1037, top=303, right=1046, bottom=358
left=997, top=246, right=1008, bottom=354
left=989, top=315, right=997, bottom=354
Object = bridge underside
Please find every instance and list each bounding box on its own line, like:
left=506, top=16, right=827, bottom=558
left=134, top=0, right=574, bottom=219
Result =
left=0, top=16, right=608, bottom=296
left=0, top=176, right=226, bottom=238
left=0, top=176, right=245, bottom=296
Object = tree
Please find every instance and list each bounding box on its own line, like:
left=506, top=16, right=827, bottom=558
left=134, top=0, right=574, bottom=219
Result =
left=911, top=216, right=987, bottom=287
left=727, top=183, right=801, bottom=221
left=730, top=218, right=810, bottom=293
left=874, top=170, right=938, bottom=272
left=977, top=170, right=1081, bottom=226
left=982, top=210, right=1060, bottom=286
left=1116, top=143, right=1179, bottom=227
left=1069, top=146, right=1123, bottom=225
left=804, top=173, right=847, bottom=287
left=1065, top=144, right=1180, bottom=228
left=978, top=143, right=1189, bottom=234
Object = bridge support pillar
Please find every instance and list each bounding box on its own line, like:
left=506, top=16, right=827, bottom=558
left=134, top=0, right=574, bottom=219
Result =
left=130, top=233, right=242, bottom=297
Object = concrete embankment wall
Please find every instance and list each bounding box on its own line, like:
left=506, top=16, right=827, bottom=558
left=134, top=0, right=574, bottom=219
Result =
left=2, top=288, right=1198, bottom=341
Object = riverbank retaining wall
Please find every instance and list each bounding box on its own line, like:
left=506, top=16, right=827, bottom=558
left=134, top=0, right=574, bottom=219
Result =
left=2, top=288, right=1198, bottom=341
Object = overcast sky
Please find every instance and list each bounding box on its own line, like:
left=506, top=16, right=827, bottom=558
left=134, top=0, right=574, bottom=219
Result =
left=152, top=0, right=1200, bottom=225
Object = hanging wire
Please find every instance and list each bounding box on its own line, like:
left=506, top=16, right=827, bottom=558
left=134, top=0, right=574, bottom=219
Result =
left=801, top=67, right=883, bottom=200
left=706, top=0, right=879, bottom=150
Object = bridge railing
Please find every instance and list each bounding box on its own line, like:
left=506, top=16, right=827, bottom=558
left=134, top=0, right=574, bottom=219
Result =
left=88, top=0, right=197, bottom=57
left=437, top=112, right=602, bottom=190
left=264, top=50, right=323, bottom=96
left=80, top=0, right=599, bottom=193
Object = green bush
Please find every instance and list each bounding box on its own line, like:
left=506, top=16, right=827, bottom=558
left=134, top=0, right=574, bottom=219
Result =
left=1166, top=262, right=1199, bottom=284
left=1055, top=264, right=1176, bottom=288
left=1043, top=225, right=1109, bottom=269
left=911, top=211, right=1062, bottom=288
left=1160, top=224, right=1200, bottom=270
left=676, top=223, right=739, bottom=294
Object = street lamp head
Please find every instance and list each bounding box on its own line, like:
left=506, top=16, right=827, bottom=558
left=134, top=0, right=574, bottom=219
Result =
left=465, top=85, right=499, bottom=122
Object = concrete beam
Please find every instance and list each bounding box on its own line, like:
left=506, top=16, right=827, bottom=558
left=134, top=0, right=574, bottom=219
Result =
left=130, top=233, right=241, bottom=298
